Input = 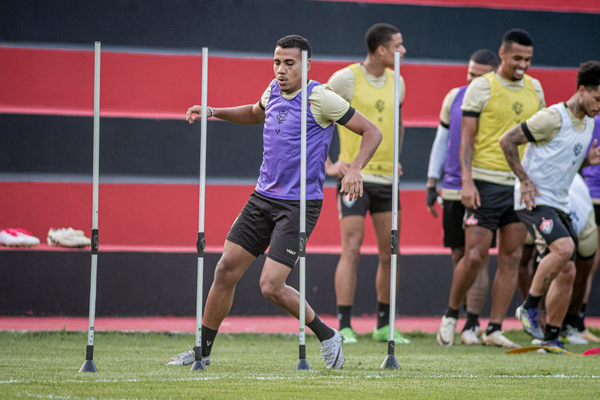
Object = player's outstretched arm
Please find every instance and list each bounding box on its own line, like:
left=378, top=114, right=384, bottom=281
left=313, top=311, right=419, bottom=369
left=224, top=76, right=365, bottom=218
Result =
left=338, top=110, right=382, bottom=200
left=186, top=102, right=265, bottom=125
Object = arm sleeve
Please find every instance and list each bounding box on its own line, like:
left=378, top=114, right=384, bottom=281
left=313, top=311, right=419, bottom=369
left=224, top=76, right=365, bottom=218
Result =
left=461, top=76, right=490, bottom=116
left=427, top=125, right=450, bottom=179
left=523, top=107, right=562, bottom=144
left=532, top=78, right=547, bottom=110
left=259, top=82, right=273, bottom=110
left=439, top=88, right=459, bottom=127
left=326, top=67, right=354, bottom=103
left=311, top=84, right=351, bottom=127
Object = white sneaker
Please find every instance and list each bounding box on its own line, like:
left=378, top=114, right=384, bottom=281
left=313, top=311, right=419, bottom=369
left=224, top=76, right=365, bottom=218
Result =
left=481, top=330, right=521, bottom=348
left=320, top=329, right=345, bottom=369
left=437, top=316, right=457, bottom=346
left=0, top=228, right=40, bottom=247
left=47, top=228, right=91, bottom=248
left=166, top=349, right=210, bottom=366
left=460, top=326, right=482, bottom=345
left=15, top=229, right=40, bottom=246
left=560, top=325, right=588, bottom=345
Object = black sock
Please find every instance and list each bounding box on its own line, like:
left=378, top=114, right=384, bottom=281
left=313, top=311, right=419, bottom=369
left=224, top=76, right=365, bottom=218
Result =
left=445, top=307, right=460, bottom=320
left=307, top=314, right=335, bottom=342
left=544, top=324, right=560, bottom=341
left=562, top=313, right=578, bottom=329
left=337, top=305, right=353, bottom=330
left=523, top=293, right=542, bottom=310
left=377, top=302, right=390, bottom=329
left=577, top=303, right=587, bottom=332
left=462, top=312, right=480, bottom=332
left=201, top=325, right=218, bottom=358
left=486, top=323, right=502, bottom=335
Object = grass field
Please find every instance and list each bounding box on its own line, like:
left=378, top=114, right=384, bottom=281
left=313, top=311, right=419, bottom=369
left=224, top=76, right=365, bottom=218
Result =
left=1, top=330, right=599, bottom=399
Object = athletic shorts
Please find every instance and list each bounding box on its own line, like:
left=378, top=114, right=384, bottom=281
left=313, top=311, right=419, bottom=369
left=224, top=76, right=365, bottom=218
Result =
left=463, top=180, right=520, bottom=231
left=517, top=205, right=577, bottom=262
left=336, top=180, right=400, bottom=219
left=226, top=191, right=322, bottom=269
left=594, top=204, right=600, bottom=225
left=443, top=199, right=496, bottom=249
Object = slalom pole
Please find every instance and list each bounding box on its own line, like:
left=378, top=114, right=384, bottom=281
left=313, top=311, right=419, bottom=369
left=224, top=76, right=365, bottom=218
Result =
left=295, top=49, right=311, bottom=371
left=79, top=41, right=101, bottom=373
left=191, top=47, right=209, bottom=372
left=381, top=50, right=401, bottom=370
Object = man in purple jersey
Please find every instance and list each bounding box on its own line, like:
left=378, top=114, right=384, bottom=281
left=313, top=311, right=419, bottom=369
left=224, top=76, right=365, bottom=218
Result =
left=579, top=114, right=600, bottom=342
left=169, top=35, right=381, bottom=369
left=426, top=49, right=498, bottom=346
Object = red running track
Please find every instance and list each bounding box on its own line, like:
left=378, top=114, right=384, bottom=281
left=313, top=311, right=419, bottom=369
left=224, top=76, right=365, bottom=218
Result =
left=3, top=315, right=598, bottom=334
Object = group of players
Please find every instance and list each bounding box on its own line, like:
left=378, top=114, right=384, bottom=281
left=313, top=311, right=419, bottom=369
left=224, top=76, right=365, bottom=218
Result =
left=167, top=23, right=600, bottom=369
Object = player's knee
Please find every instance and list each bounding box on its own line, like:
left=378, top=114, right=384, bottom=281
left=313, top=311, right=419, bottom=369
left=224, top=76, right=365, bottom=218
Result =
left=551, top=238, right=575, bottom=264
left=464, top=248, right=485, bottom=271
left=259, top=279, right=283, bottom=303
left=214, top=258, right=241, bottom=287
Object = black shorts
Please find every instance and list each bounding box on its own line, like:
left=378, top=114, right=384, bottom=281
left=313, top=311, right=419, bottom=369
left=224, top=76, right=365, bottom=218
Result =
left=517, top=205, right=577, bottom=262
left=443, top=199, right=497, bottom=249
left=226, top=191, right=322, bottom=268
left=463, top=180, right=521, bottom=231
left=594, top=204, right=600, bottom=225
left=336, top=180, right=400, bottom=218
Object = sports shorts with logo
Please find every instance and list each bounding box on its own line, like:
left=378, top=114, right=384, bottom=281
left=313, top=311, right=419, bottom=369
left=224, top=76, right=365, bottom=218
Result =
left=226, top=191, right=322, bottom=269
left=336, top=180, right=400, bottom=218
left=443, top=199, right=497, bottom=249
left=517, top=205, right=577, bottom=262
left=463, top=180, right=520, bottom=231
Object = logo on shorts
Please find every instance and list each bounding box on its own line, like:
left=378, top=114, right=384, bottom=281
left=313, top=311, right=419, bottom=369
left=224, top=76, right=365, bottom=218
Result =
left=342, top=194, right=356, bottom=208
left=464, top=215, right=478, bottom=226
left=540, top=219, right=553, bottom=234
left=286, top=249, right=296, bottom=255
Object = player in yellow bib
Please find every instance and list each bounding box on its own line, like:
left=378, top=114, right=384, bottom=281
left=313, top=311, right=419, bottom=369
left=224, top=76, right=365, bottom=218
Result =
left=326, top=23, right=408, bottom=344
left=437, top=28, right=546, bottom=348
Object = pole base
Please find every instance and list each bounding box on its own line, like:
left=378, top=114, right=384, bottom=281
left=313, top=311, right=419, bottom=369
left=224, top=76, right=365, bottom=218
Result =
left=190, top=360, right=206, bottom=371
left=79, top=360, right=98, bottom=373
left=380, top=355, right=400, bottom=369
left=295, top=358, right=311, bottom=370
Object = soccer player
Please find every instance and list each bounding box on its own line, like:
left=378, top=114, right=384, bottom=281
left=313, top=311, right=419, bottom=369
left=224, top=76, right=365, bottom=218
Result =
left=325, top=23, right=408, bottom=344
left=437, top=28, right=546, bottom=349
left=169, top=35, right=382, bottom=368
left=426, top=49, right=499, bottom=345
left=501, top=60, right=600, bottom=351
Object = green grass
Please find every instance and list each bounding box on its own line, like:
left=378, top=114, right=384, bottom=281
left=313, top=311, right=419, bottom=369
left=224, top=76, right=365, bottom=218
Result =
left=1, top=330, right=600, bottom=399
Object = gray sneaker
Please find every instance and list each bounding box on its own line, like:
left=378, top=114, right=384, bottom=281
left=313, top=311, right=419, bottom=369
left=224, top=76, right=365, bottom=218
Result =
left=166, top=349, right=210, bottom=366
left=320, top=329, right=345, bottom=369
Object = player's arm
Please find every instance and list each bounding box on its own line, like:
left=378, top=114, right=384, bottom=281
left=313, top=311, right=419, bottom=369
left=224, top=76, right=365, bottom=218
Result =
left=426, top=123, right=450, bottom=218
left=582, top=139, right=600, bottom=168
left=340, top=111, right=382, bottom=200
left=499, top=124, right=540, bottom=210
left=325, top=156, right=350, bottom=179
left=460, top=115, right=480, bottom=209
left=186, top=102, right=265, bottom=125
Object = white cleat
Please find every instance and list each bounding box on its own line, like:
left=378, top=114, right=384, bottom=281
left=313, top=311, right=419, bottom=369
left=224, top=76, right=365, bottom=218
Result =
left=481, top=330, right=521, bottom=348
left=560, top=325, right=588, bottom=345
left=320, top=329, right=345, bottom=369
left=460, top=326, right=482, bottom=345
left=437, top=316, right=457, bottom=346
left=166, top=349, right=210, bottom=366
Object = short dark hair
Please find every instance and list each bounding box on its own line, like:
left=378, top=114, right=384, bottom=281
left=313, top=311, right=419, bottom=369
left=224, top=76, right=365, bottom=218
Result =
left=470, top=49, right=499, bottom=69
left=365, top=23, right=400, bottom=54
left=277, top=34, right=311, bottom=58
left=577, top=60, right=600, bottom=90
left=501, top=28, right=533, bottom=49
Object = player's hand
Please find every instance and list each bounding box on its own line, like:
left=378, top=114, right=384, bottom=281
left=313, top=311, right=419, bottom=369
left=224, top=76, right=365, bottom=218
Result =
left=520, top=178, right=541, bottom=211
left=588, top=139, right=600, bottom=166
left=426, top=186, right=440, bottom=218
left=340, top=166, right=363, bottom=201
left=326, top=159, right=350, bottom=179
left=461, top=179, right=480, bottom=210
left=186, top=105, right=207, bottom=124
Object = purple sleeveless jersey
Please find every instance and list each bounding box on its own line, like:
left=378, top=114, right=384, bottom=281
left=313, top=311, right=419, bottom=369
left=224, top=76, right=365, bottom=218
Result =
left=255, top=80, right=335, bottom=200
left=442, top=86, right=467, bottom=190
left=582, top=114, right=600, bottom=199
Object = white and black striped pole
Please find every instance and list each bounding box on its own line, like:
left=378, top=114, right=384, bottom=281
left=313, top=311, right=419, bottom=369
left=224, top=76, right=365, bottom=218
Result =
left=79, top=41, right=101, bottom=373
left=191, top=47, right=209, bottom=372
left=381, top=50, right=401, bottom=370
left=295, top=49, right=311, bottom=371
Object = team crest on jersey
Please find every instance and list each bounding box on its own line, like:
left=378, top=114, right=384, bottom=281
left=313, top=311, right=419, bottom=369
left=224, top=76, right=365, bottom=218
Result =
left=573, top=143, right=583, bottom=157
left=540, top=219, right=553, bottom=234
left=464, top=215, right=478, bottom=226
left=343, top=194, right=356, bottom=208
left=276, top=110, right=288, bottom=125
left=375, top=99, right=385, bottom=113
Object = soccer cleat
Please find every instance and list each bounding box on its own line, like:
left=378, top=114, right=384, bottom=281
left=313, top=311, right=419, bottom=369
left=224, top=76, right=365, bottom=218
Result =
left=516, top=305, right=544, bottom=339
left=166, top=349, right=210, bottom=366
left=481, top=330, right=521, bottom=349
left=537, top=338, right=567, bottom=354
left=47, top=227, right=91, bottom=248
left=579, top=329, right=600, bottom=342
left=559, top=325, right=588, bottom=345
left=339, top=327, right=358, bottom=344
left=0, top=229, right=28, bottom=247
left=372, top=325, right=410, bottom=344
left=437, top=316, right=457, bottom=346
left=460, top=326, right=482, bottom=345
left=320, top=329, right=345, bottom=369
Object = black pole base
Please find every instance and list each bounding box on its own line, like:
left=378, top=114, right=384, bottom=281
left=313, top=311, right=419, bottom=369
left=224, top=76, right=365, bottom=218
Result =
left=190, top=360, right=206, bottom=371
left=380, top=354, right=400, bottom=369
left=295, top=358, right=311, bottom=370
left=79, top=360, right=98, bottom=373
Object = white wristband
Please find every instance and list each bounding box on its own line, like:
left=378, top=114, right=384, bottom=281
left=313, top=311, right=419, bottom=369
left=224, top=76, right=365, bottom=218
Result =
left=207, top=106, right=214, bottom=118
